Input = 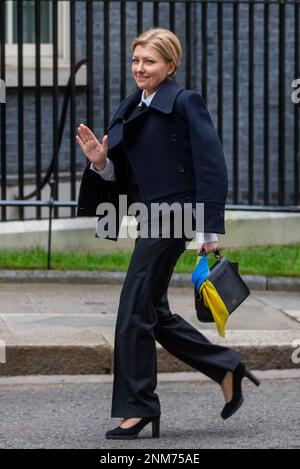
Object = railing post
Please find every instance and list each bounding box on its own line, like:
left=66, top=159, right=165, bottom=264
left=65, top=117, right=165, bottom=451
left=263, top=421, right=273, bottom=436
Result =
left=47, top=179, right=56, bottom=270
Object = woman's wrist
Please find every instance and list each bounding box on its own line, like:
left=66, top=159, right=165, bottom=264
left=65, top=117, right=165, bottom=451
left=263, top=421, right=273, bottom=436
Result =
left=92, top=158, right=108, bottom=171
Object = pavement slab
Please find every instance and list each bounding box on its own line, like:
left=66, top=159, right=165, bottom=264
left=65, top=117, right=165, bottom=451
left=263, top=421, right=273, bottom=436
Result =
left=0, top=282, right=300, bottom=376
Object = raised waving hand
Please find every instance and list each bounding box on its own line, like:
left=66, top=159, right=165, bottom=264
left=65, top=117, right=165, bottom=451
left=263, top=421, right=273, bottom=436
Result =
left=76, top=123, right=108, bottom=170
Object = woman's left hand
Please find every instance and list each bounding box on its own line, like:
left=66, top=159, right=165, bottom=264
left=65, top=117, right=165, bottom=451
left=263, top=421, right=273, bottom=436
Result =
left=196, top=241, right=219, bottom=256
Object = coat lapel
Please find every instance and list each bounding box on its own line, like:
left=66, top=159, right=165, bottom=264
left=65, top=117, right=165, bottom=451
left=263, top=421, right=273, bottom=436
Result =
left=148, top=77, right=184, bottom=114
left=107, top=78, right=184, bottom=151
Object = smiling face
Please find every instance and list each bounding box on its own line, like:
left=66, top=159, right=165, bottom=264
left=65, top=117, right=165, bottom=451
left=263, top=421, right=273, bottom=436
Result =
left=131, top=44, right=175, bottom=98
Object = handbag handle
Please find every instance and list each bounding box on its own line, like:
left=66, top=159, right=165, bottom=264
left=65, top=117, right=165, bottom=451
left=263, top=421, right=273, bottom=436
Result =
left=199, top=248, right=223, bottom=261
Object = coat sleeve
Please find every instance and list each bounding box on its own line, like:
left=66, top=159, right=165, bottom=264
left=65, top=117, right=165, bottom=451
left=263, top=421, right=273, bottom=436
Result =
left=184, top=91, right=228, bottom=234
left=76, top=161, right=119, bottom=217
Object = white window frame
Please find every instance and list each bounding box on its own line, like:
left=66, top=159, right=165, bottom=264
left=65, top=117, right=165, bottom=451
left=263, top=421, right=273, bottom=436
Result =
left=5, top=1, right=86, bottom=87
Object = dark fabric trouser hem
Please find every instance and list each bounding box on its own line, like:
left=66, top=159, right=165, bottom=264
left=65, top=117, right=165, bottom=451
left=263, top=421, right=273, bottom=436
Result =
left=110, top=411, right=161, bottom=419
left=153, top=309, right=242, bottom=386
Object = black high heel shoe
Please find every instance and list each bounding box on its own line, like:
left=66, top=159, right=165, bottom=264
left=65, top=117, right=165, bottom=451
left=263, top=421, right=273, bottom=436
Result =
left=221, top=362, right=260, bottom=420
left=105, top=416, right=160, bottom=440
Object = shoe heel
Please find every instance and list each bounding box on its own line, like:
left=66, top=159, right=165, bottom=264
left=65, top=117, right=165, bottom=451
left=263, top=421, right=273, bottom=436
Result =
left=152, top=416, right=160, bottom=438
left=245, top=369, right=260, bottom=387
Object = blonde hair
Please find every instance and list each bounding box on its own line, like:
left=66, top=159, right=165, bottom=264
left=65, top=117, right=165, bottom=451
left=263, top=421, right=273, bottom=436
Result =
left=130, top=28, right=182, bottom=78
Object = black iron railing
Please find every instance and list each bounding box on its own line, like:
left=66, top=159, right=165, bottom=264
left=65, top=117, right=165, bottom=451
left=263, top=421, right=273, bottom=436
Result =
left=0, top=180, right=77, bottom=269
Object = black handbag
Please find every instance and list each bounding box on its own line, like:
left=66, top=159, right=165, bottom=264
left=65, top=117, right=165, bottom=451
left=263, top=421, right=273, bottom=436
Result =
left=195, top=249, right=250, bottom=323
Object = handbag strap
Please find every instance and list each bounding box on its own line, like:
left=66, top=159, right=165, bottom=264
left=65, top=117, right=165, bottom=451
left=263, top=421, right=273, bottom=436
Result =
left=199, top=248, right=223, bottom=262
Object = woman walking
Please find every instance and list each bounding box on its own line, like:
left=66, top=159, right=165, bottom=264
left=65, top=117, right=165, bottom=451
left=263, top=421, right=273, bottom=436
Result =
left=76, top=28, right=260, bottom=440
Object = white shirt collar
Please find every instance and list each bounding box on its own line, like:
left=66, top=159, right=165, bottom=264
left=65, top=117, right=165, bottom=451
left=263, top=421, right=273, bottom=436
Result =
left=139, top=89, right=157, bottom=107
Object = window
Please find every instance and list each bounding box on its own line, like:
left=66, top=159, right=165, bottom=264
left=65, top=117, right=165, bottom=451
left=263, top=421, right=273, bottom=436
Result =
left=3, top=1, right=86, bottom=87
left=7, top=0, right=53, bottom=44
left=5, top=0, right=58, bottom=59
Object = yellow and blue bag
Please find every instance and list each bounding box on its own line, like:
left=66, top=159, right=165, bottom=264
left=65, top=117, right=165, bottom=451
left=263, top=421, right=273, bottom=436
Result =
left=192, top=249, right=250, bottom=338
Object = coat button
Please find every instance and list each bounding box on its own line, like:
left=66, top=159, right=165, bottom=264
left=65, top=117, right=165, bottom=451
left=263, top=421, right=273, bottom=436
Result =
left=171, top=134, right=177, bottom=142
left=218, top=209, right=224, bottom=218
left=184, top=195, right=191, bottom=202
left=177, top=164, right=185, bottom=173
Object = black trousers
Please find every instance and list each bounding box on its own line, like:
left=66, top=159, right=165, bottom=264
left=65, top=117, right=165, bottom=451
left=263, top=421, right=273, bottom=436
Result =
left=111, top=221, right=241, bottom=418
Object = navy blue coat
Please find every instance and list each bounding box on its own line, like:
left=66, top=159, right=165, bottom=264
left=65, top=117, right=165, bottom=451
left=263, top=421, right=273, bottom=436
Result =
left=77, top=77, right=228, bottom=240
